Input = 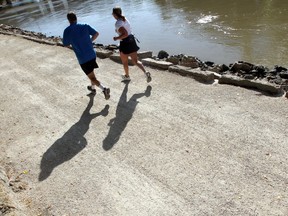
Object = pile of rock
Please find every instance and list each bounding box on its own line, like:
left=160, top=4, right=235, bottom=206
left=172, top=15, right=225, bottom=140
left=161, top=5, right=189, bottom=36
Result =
left=160, top=51, right=286, bottom=82
left=212, top=61, right=288, bottom=87
left=155, top=50, right=288, bottom=93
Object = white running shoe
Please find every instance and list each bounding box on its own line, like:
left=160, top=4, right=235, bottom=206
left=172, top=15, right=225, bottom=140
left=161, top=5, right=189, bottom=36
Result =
left=121, top=75, right=131, bottom=81
left=87, top=85, right=96, bottom=94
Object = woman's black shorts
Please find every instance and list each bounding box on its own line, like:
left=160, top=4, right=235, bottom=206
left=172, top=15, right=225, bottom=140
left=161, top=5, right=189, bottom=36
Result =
left=80, top=58, right=99, bottom=75
left=119, top=35, right=140, bottom=54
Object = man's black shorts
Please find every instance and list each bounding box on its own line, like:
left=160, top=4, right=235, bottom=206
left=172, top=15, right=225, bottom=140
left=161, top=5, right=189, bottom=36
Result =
left=80, top=58, right=99, bottom=75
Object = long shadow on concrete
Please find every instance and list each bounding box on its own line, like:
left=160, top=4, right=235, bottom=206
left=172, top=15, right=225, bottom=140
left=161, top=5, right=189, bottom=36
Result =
left=38, top=94, right=109, bottom=181
left=103, top=82, right=152, bottom=151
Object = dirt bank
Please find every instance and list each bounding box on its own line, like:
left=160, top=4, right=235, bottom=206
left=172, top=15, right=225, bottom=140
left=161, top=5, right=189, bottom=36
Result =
left=0, top=33, right=287, bottom=215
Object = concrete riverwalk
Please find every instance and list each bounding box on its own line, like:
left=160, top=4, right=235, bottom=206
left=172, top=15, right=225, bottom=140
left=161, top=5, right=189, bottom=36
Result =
left=0, top=34, right=287, bottom=215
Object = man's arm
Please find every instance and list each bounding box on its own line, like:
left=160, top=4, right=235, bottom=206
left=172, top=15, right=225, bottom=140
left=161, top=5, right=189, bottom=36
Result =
left=91, top=32, right=99, bottom=42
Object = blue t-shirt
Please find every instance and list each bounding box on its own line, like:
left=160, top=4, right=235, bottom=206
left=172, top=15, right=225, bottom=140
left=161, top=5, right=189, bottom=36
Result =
left=63, top=23, right=97, bottom=64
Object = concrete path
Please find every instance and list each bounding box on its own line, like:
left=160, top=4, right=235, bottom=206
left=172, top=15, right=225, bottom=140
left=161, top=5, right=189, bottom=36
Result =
left=0, top=34, right=287, bottom=215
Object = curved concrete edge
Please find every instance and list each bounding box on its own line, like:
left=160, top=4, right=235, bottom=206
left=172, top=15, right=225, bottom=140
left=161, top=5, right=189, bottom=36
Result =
left=219, top=75, right=283, bottom=95
left=96, top=48, right=113, bottom=59
left=21, top=35, right=59, bottom=46
left=137, top=51, right=153, bottom=60
left=97, top=50, right=152, bottom=60
left=1, top=30, right=285, bottom=96
left=167, top=65, right=284, bottom=95
left=142, top=58, right=173, bottom=70
left=0, top=30, right=62, bottom=46
left=109, top=53, right=134, bottom=65
left=109, top=52, right=153, bottom=64
left=168, top=65, right=214, bottom=83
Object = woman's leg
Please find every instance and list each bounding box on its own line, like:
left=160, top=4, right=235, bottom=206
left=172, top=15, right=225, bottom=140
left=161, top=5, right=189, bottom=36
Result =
left=120, top=52, right=130, bottom=76
left=130, top=52, right=152, bottom=82
left=129, top=52, right=146, bottom=73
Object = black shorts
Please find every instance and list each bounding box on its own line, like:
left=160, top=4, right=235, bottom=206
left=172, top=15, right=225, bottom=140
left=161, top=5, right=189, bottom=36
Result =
left=80, top=58, right=99, bottom=75
left=119, top=35, right=140, bottom=55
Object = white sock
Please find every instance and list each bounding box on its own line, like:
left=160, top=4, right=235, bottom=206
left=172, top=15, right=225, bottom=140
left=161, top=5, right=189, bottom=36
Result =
left=98, top=84, right=105, bottom=91
left=91, top=85, right=96, bottom=90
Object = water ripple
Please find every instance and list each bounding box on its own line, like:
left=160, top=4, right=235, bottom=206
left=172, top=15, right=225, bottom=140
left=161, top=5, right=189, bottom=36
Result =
left=196, top=15, right=218, bottom=24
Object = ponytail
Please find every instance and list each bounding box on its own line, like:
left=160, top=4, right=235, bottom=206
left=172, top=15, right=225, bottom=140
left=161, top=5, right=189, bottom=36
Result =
left=120, top=15, right=126, bottom=22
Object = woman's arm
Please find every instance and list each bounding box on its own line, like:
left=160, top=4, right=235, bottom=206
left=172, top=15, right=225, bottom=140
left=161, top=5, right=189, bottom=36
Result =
left=113, top=27, right=128, bottom=41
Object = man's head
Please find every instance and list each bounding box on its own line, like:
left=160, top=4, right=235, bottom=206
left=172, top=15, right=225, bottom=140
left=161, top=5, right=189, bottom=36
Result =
left=67, top=12, right=77, bottom=23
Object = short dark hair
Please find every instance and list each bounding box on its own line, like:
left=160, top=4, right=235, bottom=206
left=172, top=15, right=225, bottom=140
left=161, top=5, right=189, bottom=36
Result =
left=67, top=12, right=77, bottom=23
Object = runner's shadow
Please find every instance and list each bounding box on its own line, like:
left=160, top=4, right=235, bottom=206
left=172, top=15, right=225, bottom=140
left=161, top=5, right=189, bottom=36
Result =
left=103, top=82, right=152, bottom=151
left=38, top=94, right=109, bottom=181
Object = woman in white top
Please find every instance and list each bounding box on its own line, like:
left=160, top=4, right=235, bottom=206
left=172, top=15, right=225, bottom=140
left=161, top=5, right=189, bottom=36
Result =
left=112, top=7, right=151, bottom=82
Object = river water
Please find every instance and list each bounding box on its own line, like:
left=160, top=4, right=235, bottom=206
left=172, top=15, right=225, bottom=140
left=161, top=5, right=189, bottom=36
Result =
left=1, top=0, right=287, bottom=67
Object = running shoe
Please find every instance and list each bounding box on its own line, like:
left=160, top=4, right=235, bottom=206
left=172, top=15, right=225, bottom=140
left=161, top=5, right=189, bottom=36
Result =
left=103, top=88, right=110, bottom=100
left=121, top=75, right=131, bottom=81
left=87, top=85, right=96, bottom=94
left=146, top=72, right=152, bottom=83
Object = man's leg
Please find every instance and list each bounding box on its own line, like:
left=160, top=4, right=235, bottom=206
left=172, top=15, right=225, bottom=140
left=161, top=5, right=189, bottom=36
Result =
left=86, top=71, right=97, bottom=94
left=87, top=71, right=110, bottom=100
left=87, top=71, right=100, bottom=87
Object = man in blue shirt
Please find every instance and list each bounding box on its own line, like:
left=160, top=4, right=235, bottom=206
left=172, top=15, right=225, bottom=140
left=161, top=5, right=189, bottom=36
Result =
left=63, top=12, right=110, bottom=99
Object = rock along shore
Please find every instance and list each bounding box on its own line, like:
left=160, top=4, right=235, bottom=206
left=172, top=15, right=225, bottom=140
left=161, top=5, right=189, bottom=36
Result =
left=0, top=23, right=287, bottom=97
